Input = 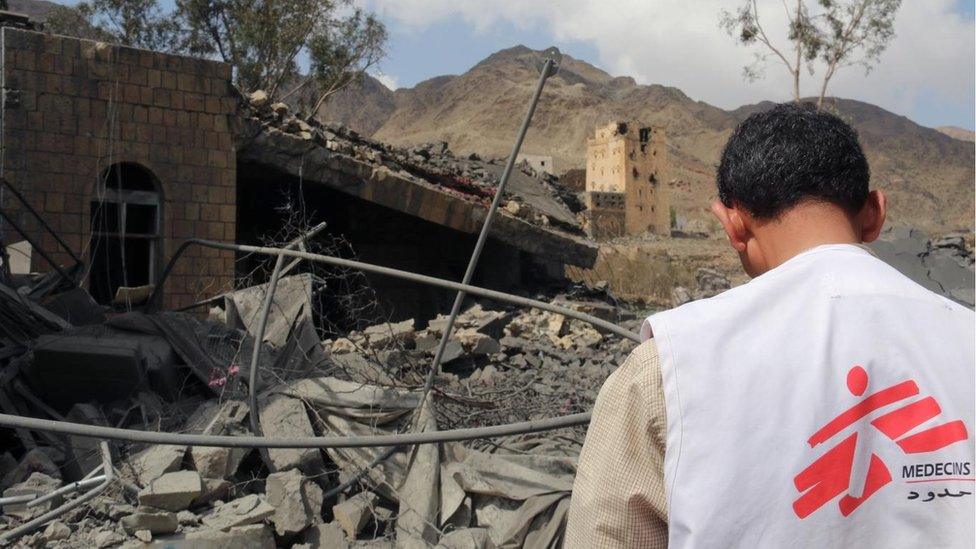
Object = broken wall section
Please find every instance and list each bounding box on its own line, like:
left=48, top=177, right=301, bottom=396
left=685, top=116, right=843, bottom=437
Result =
left=0, top=28, right=238, bottom=309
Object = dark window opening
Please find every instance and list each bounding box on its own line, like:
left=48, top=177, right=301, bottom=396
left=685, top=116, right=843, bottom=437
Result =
left=632, top=167, right=639, bottom=179
left=649, top=173, right=658, bottom=185
left=89, top=163, right=162, bottom=305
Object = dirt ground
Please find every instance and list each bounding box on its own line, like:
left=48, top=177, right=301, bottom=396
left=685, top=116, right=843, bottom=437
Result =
left=565, top=233, right=747, bottom=306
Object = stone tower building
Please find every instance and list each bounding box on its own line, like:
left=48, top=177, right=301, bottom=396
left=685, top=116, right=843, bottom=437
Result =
left=584, top=121, right=669, bottom=239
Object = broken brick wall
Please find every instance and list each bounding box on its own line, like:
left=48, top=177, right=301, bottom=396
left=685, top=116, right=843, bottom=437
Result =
left=0, top=28, right=237, bottom=308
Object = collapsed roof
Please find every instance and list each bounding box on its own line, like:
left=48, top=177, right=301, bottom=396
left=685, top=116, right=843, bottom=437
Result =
left=236, top=99, right=597, bottom=268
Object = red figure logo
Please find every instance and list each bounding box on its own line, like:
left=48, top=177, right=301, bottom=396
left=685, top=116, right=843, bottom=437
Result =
left=792, top=365, right=969, bottom=519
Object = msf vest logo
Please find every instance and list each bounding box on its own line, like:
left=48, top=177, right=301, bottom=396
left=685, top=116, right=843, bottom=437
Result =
left=792, top=365, right=970, bottom=519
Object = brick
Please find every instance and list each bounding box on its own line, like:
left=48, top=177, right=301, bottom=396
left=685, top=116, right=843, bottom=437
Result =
left=45, top=192, right=65, bottom=213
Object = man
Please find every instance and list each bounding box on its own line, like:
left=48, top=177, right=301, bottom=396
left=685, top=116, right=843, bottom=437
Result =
left=565, top=103, right=975, bottom=548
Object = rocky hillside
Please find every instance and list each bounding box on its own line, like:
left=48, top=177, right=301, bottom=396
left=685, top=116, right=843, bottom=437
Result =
left=320, top=46, right=975, bottom=234
left=937, top=125, right=975, bottom=142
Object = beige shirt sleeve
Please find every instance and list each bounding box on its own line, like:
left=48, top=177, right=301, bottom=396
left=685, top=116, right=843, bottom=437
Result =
left=564, top=339, right=668, bottom=548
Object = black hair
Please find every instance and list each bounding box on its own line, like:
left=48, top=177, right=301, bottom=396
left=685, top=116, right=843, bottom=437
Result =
left=717, top=102, right=870, bottom=219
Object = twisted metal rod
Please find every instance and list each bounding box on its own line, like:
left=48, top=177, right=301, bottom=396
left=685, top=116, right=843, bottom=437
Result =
left=0, top=411, right=590, bottom=448
left=0, top=441, right=114, bottom=544
left=417, top=48, right=561, bottom=426
left=247, top=222, right=328, bottom=448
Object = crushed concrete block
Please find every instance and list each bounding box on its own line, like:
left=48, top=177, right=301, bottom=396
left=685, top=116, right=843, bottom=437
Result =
left=414, top=331, right=438, bottom=352
left=248, top=90, right=269, bottom=108
left=201, top=494, right=275, bottom=531
left=456, top=329, right=500, bottom=355
left=177, top=510, right=199, bottom=526
left=184, top=400, right=248, bottom=435
left=259, top=395, right=324, bottom=474
left=331, top=338, right=357, bottom=354
left=94, top=529, right=126, bottom=548
left=1, top=447, right=61, bottom=489
left=106, top=502, right=137, bottom=520
left=191, top=477, right=233, bottom=507
left=150, top=524, right=275, bottom=548
left=64, top=404, right=111, bottom=481
left=121, top=509, right=178, bottom=535
left=191, top=446, right=231, bottom=479
left=42, top=520, right=71, bottom=541
left=138, top=470, right=203, bottom=511
left=303, top=522, right=349, bottom=548
left=27, top=334, right=145, bottom=407
left=2, top=472, right=60, bottom=518
left=332, top=491, right=378, bottom=538
left=129, top=445, right=186, bottom=485
left=363, top=319, right=415, bottom=348
left=546, top=313, right=568, bottom=338
left=437, top=527, right=496, bottom=548
left=266, top=469, right=323, bottom=537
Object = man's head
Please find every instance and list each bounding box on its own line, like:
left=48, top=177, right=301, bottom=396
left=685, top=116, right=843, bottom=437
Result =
left=712, top=102, right=886, bottom=277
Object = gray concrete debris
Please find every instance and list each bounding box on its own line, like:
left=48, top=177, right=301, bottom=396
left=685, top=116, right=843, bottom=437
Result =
left=191, top=478, right=233, bottom=508
left=150, top=523, right=275, bottom=548
left=191, top=446, right=235, bottom=479
left=364, top=318, right=416, bottom=348
left=303, top=522, right=350, bottom=548
left=436, top=528, right=497, bottom=549
left=177, top=509, right=200, bottom=526
left=2, top=472, right=61, bottom=518
left=128, top=444, right=187, bottom=486
left=332, top=491, right=378, bottom=538
left=42, top=519, right=72, bottom=542
left=248, top=90, right=269, bottom=108
left=134, top=529, right=153, bottom=542
left=456, top=329, right=501, bottom=356
left=1, top=447, right=61, bottom=489
left=121, top=508, right=179, bottom=535
left=201, top=494, right=275, bottom=531
left=138, top=470, right=203, bottom=512
left=871, top=228, right=975, bottom=307
left=266, top=468, right=323, bottom=537
left=64, top=404, right=111, bottom=481
left=258, top=395, right=325, bottom=474
left=94, top=529, right=126, bottom=548
left=26, top=334, right=145, bottom=407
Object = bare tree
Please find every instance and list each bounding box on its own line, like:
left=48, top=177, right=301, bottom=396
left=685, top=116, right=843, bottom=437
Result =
left=177, top=0, right=386, bottom=108
left=813, top=0, right=900, bottom=108
left=721, top=0, right=902, bottom=107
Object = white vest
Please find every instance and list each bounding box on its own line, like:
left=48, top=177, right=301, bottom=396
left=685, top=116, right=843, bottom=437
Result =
left=643, top=244, right=975, bottom=548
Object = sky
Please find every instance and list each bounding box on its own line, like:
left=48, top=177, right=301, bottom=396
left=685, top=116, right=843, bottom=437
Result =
left=57, top=0, right=976, bottom=130
left=361, top=0, right=976, bottom=131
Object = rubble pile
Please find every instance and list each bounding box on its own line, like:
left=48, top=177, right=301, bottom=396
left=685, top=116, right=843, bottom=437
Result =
left=242, top=91, right=584, bottom=235
left=870, top=228, right=975, bottom=307
left=0, top=254, right=640, bottom=547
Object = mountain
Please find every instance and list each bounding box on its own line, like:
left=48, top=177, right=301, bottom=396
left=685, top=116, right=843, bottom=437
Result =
left=319, top=46, right=975, bottom=234
left=936, top=126, right=975, bottom=142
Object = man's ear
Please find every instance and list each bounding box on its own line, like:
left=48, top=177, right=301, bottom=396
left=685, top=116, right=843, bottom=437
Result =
left=857, top=190, right=887, bottom=243
left=711, top=200, right=748, bottom=252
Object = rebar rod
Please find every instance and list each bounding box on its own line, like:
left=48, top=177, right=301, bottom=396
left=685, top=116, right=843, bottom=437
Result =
left=0, top=411, right=590, bottom=449
left=418, top=49, right=561, bottom=423
left=0, top=442, right=114, bottom=544
left=26, top=475, right=106, bottom=507
left=247, top=222, right=328, bottom=448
